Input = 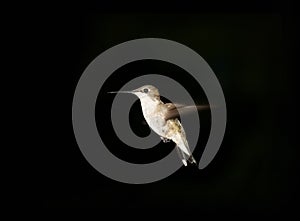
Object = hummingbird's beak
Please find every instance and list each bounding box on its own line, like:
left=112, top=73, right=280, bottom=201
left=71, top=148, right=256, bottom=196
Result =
left=108, top=90, right=135, bottom=94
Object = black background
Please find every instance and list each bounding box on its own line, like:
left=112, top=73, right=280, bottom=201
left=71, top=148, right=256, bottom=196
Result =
left=38, top=0, right=299, bottom=216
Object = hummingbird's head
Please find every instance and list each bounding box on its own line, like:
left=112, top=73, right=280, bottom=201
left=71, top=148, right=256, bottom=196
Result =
left=109, top=85, right=160, bottom=100
left=132, top=85, right=160, bottom=99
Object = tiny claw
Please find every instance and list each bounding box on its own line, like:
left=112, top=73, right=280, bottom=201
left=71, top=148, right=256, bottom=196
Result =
left=160, top=137, right=171, bottom=143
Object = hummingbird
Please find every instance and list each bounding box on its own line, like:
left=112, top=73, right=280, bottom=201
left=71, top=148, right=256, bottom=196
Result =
left=109, top=85, right=209, bottom=166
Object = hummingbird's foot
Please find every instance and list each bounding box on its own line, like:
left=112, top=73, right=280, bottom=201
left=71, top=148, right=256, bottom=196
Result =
left=160, top=137, right=171, bottom=143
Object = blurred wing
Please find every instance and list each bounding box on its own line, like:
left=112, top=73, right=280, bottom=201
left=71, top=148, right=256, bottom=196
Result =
left=165, top=103, right=210, bottom=120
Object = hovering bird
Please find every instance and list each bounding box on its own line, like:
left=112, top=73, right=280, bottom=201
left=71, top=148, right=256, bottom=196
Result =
left=109, top=85, right=209, bottom=166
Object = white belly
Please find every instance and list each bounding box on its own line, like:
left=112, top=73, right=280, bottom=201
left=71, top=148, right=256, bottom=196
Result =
left=145, top=114, right=167, bottom=137
left=140, top=97, right=167, bottom=137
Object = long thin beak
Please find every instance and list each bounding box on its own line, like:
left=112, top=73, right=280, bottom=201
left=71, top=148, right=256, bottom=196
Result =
left=107, top=90, right=135, bottom=94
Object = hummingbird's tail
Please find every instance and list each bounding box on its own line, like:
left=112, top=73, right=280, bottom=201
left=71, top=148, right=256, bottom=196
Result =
left=175, top=145, right=197, bottom=166
left=170, top=119, right=197, bottom=166
left=188, top=155, right=197, bottom=164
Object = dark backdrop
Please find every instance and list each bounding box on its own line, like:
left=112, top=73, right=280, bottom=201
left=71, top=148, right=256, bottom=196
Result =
left=41, top=0, right=298, bottom=216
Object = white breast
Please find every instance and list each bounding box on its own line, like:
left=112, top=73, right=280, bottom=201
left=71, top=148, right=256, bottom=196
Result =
left=139, top=97, right=166, bottom=137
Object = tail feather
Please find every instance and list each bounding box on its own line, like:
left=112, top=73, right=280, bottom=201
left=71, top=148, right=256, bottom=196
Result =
left=188, top=155, right=197, bottom=164
left=175, top=145, right=196, bottom=166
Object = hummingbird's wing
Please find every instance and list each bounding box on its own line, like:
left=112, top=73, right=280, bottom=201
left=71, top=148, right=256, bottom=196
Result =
left=164, top=103, right=210, bottom=120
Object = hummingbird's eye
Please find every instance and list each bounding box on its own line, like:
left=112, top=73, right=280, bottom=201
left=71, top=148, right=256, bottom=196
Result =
left=143, top=88, right=149, bottom=93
